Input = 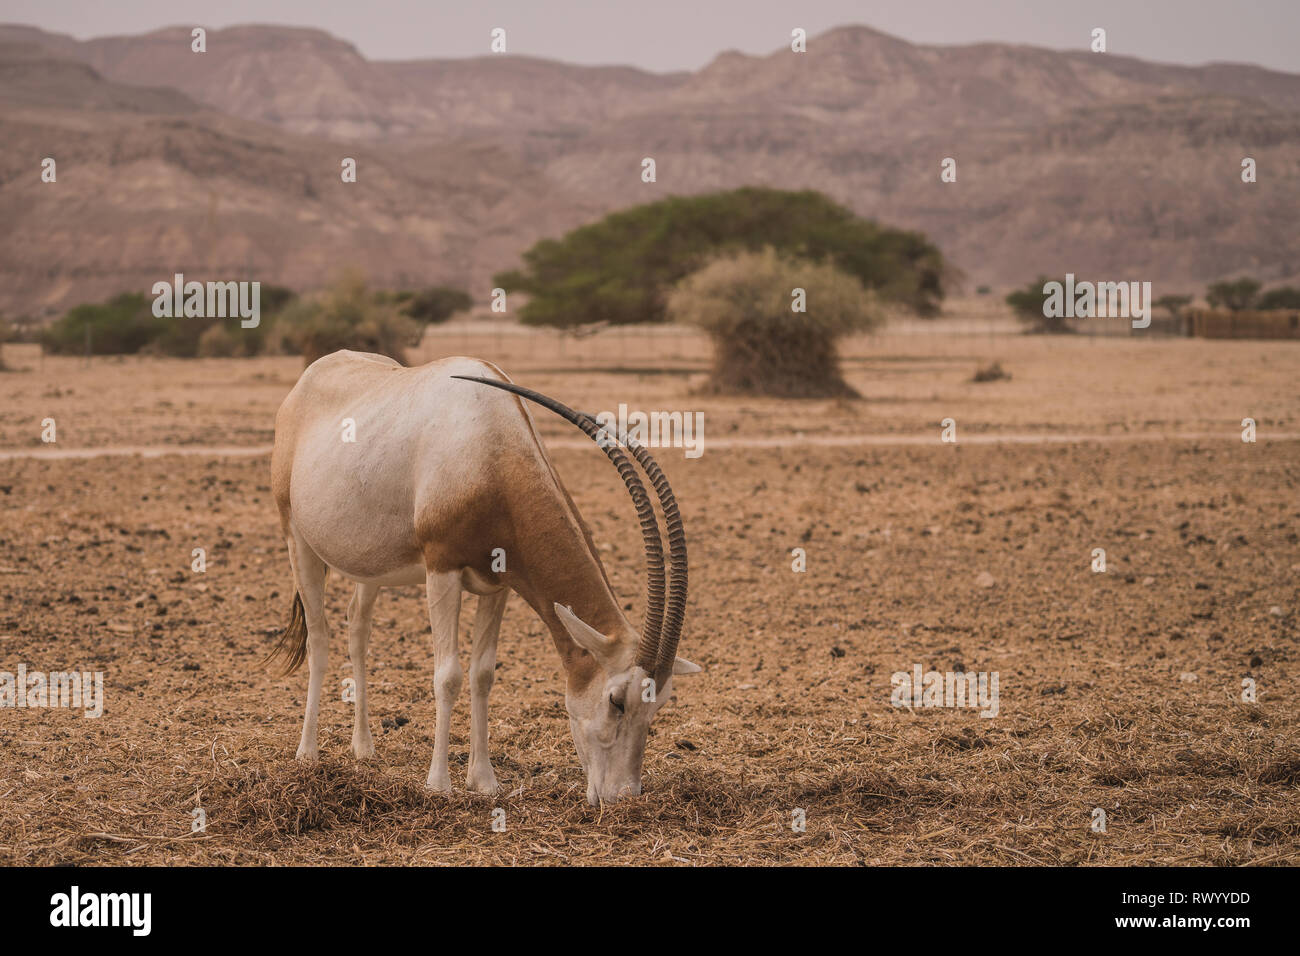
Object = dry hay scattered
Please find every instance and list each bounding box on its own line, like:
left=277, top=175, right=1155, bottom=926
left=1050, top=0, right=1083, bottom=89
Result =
left=1, top=340, right=1298, bottom=866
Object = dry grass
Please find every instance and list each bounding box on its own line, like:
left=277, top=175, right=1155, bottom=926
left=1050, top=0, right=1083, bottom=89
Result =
left=0, top=326, right=1297, bottom=865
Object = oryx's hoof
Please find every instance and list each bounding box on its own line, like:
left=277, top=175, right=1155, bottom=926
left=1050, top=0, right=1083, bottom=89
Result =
left=466, top=765, right=500, bottom=794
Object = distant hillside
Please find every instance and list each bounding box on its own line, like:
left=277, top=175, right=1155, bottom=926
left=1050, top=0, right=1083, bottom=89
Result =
left=1, top=22, right=1298, bottom=315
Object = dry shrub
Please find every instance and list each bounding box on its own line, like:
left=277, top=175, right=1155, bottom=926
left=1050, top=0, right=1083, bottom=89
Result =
left=197, top=323, right=240, bottom=358
left=973, top=360, right=1011, bottom=383
left=281, top=272, right=421, bottom=366
left=667, top=247, right=880, bottom=397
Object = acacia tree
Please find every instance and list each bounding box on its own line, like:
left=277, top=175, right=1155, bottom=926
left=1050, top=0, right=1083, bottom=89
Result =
left=1256, top=286, right=1300, bottom=310
left=1206, top=278, right=1261, bottom=311
left=495, top=188, right=949, bottom=328
left=667, top=247, right=881, bottom=398
left=1005, top=277, right=1072, bottom=333
left=397, top=286, right=473, bottom=324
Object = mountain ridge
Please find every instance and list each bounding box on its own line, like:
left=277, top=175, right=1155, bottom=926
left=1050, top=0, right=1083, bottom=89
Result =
left=1, top=22, right=1297, bottom=316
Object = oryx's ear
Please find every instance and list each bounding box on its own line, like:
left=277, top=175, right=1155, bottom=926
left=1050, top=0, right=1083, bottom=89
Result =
left=554, top=604, right=617, bottom=661
left=673, top=657, right=702, bottom=675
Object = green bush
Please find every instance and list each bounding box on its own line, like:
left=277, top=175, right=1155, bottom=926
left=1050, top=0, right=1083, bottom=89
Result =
left=41, top=285, right=297, bottom=357
left=1005, top=277, right=1074, bottom=333
left=1206, top=278, right=1261, bottom=311
left=496, top=187, right=949, bottom=329
left=1256, top=286, right=1300, bottom=311
left=399, top=286, right=473, bottom=324
left=666, top=247, right=881, bottom=398
left=42, top=293, right=168, bottom=354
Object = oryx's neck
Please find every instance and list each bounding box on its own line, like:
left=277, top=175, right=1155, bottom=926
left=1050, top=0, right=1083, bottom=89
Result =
left=505, top=492, right=633, bottom=674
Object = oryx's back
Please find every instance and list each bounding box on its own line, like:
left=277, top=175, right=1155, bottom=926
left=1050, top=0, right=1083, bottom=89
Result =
left=271, top=350, right=541, bottom=584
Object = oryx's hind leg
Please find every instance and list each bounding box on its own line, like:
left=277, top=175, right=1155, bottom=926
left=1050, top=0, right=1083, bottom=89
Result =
left=288, top=532, right=330, bottom=762
left=467, top=589, right=508, bottom=793
left=425, top=570, right=463, bottom=792
left=347, top=581, right=380, bottom=759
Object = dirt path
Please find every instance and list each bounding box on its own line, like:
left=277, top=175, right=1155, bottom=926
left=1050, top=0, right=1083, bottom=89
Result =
left=3, top=431, right=1296, bottom=461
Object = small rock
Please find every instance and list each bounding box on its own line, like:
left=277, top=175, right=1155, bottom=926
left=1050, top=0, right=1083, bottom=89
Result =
left=975, top=571, right=995, bottom=589
left=1142, top=577, right=1155, bottom=586
left=1179, top=672, right=1198, bottom=682
left=1250, top=655, right=1263, bottom=668
left=1269, top=606, right=1284, bottom=617
left=830, top=646, right=846, bottom=658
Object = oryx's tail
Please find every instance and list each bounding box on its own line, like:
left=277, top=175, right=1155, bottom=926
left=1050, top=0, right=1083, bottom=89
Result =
left=264, top=591, right=308, bottom=676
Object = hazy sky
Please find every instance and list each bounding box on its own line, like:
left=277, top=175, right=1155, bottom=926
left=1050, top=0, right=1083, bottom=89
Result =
left=4, top=0, right=1298, bottom=73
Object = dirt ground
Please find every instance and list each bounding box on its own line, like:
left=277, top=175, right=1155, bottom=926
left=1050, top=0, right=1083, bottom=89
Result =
left=0, top=323, right=1297, bottom=865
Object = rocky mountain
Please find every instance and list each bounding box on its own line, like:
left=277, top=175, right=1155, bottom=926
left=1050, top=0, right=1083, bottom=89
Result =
left=1, top=22, right=1297, bottom=316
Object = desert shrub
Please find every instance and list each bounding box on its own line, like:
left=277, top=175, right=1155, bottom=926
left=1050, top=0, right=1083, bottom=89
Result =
left=258, top=284, right=297, bottom=317
left=1256, top=286, right=1300, bottom=311
left=399, top=286, right=473, bottom=324
left=972, top=361, right=1010, bottom=383
left=496, top=187, right=949, bottom=328
left=41, top=286, right=295, bottom=356
left=666, top=247, right=880, bottom=398
left=1006, top=277, right=1073, bottom=333
left=279, top=273, right=421, bottom=366
left=197, top=323, right=240, bottom=357
left=1206, top=278, right=1261, bottom=311
left=42, top=293, right=168, bottom=354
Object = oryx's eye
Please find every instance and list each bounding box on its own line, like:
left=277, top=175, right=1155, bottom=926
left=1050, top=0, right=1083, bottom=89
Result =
left=609, top=693, right=625, bottom=715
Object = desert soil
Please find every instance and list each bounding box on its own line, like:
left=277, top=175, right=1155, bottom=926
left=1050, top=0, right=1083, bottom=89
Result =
left=0, top=324, right=1297, bottom=865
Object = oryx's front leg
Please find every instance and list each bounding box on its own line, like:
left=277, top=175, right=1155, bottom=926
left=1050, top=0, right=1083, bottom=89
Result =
left=425, top=571, right=463, bottom=792
left=467, top=589, right=508, bottom=793
left=347, top=582, right=380, bottom=759
left=288, top=534, right=330, bottom=762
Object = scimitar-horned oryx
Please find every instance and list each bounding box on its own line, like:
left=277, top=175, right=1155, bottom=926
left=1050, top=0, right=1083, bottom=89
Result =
left=267, top=350, right=698, bottom=804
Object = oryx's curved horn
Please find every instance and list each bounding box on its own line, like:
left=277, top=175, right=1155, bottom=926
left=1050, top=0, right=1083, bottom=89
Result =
left=614, top=433, right=688, bottom=690
left=451, top=375, right=666, bottom=664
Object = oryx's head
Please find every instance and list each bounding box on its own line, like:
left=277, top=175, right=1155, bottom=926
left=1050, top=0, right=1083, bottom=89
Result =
left=554, top=603, right=699, bottom=805
left=452, top=375, right=699, bottom=805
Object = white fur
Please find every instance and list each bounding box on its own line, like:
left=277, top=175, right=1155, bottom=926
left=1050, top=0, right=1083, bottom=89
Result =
left=273, top=351, right=698, bottom=803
